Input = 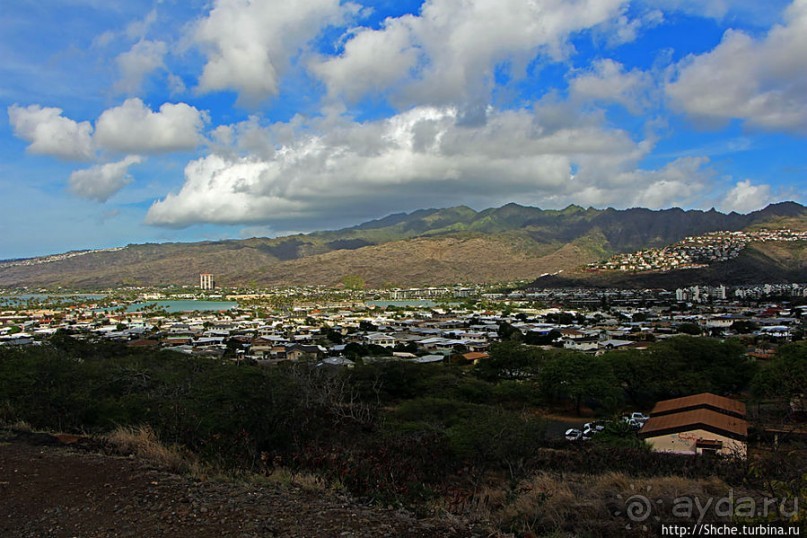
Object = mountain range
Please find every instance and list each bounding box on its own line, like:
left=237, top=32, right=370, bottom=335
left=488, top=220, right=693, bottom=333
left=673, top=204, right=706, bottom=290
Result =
left=1, top=202, right=805, bottom=289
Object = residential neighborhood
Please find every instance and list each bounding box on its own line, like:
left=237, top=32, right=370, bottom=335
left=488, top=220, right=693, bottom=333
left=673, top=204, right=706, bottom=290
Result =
left=2, top=282, right=804, bottom=366
left=589, top=229, right=807, bottom=273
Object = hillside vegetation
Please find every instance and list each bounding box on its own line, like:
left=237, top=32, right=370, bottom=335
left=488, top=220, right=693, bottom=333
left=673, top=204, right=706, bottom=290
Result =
left=1, top=337, right=805, bottom=535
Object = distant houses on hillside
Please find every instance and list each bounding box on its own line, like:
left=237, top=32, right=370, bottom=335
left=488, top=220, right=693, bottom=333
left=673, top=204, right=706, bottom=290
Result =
left=589, top=229, right=807, bottom=273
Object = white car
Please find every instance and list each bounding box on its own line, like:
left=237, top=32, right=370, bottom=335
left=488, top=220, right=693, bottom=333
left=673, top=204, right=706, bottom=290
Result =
left=565, top=428, right=582, bottom=441
left=629, top=412, right=650, bottom=422
left=622, top=417, right=644, bottom=429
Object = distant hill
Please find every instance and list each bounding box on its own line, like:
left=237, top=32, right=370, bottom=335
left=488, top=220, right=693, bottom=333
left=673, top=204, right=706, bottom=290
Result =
left=531, top=241, right=807, bottom=290
left=1, top=202, right=805, bottom=289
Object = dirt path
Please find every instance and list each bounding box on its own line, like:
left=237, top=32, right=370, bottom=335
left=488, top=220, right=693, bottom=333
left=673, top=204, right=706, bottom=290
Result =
left=0, top=432, right=476, bottom=538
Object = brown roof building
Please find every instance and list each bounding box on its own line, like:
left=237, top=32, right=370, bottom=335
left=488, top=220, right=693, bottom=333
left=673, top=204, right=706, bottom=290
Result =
left=649, top=392, right=746, bottom=419
left=640, top=409, right=747, bottom=440
left=640, top=392, right=747, bottom=458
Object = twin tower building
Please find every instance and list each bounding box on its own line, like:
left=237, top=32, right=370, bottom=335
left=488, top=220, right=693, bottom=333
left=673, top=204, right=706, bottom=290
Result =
left=200, top=273, right=215, bottom=290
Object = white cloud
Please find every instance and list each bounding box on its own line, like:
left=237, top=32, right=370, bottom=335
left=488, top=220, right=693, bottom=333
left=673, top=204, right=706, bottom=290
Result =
left=94, top=98, right=208, bottom=153
left=115, top=39, right=167, bottom=94
left=666, top=0, right=807, bottom=134
left=312, top=0, right=627, bottom=108
left=8, top=104, right=94, bottom=160
left=69, top=155, right=143, bottom=202
left=311, top=19, right=419, bottom=102
left=624, top=157, right=712, bottom=208
left=145, top=103, right=710, bottom=228
left=569, top=59, right=654, bottom=113
left=549, top=155, right=713, bottom=210
left=720, top=179, right=774, bottom=213
left=193, top=0, right=354, bottom=105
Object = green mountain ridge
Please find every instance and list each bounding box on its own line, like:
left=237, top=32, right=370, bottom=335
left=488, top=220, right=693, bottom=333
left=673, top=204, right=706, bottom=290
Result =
left=1, top=202, right=805, bottom=289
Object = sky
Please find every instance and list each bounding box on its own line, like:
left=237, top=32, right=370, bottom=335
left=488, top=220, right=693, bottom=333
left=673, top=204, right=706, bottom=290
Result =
left=2, top=0, right=806, bottom=259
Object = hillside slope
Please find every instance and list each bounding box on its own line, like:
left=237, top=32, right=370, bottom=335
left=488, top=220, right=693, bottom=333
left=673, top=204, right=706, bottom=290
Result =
left=1, top=202, right=804, bottom=289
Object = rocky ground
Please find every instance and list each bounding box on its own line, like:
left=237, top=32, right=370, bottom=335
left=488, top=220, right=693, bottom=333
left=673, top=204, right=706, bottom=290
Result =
left=0, top=431, right=478, bottom=537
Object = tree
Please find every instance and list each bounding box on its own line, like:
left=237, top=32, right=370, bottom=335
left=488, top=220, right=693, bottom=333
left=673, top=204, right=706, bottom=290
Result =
left=344, top=343, right=369, bottom=359
left=497, top=321, right=524, bottom=342
left=730, top=320, right=758, bottom=334
left=524, top=329, right=561, bottom=346
left=393, top=341, right=418, bottom=354
left=359, top=320, right=378, bottom=332
left=677, top=322, right=702, bottom=335
left=752, top=342, right=807, bottom=415
left=546, top=312, right=575, bottom=325
left=539, top=352, right=621, bottom=415
left=604, top=349, right=662, bottom=408
left=659, top=337, right=755, bottom=395
left=324, top=327, right=343, bottom=344
left=476, top=341, right=546, bottom=381
left=608, top=337, right=758, bottom=403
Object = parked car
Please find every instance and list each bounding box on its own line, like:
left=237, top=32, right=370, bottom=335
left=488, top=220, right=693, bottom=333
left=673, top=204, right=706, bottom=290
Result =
left=629, top=412, right=650, bottom=422
left=622, top=417, right=644, bottom=430
left=584, top=421, right=606, bottom=432
left=565, top=428, right=583, bottom=441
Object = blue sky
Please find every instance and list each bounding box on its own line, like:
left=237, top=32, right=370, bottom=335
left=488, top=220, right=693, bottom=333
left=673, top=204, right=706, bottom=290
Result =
left=2, top=0, right=806, bottom=259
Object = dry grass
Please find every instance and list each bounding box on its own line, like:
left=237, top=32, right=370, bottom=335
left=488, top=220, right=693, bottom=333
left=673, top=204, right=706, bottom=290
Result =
left=105, top=425, right=197, bottom=474
left=436, top=471, right=735, bottom=536
left=257, top=467, right=343, bottom=494
left=104, top=426, right=344, bottom=495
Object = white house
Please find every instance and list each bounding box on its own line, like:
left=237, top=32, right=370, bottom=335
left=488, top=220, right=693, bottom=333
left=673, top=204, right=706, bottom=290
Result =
left=365, top=332, right=397, bottom=348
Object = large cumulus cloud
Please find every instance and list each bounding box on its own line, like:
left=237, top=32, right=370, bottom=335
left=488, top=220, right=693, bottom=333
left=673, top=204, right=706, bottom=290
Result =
left=146, top=104, right=712, bottom=228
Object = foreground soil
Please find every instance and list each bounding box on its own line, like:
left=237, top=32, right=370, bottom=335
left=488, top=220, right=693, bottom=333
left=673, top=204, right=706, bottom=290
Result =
left=0, top=431, right=476, bottom=537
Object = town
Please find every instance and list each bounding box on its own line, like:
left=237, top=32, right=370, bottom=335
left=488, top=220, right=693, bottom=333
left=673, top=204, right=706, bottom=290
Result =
left=2, top=279, right=804, bottom=364
left=589, top=229, right=807, bottom=272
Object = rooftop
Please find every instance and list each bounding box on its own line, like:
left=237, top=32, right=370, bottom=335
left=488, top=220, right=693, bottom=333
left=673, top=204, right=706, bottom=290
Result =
left=640, top=408, right=747, bottom=439
left=650, top=392, right=746, bottom=418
